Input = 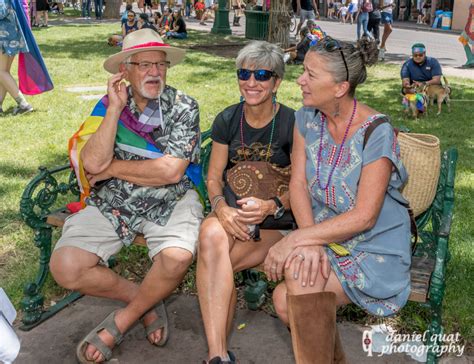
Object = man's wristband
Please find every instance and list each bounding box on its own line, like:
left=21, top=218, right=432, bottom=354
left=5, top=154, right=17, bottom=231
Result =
left=211, top=195, right=225, bottom=212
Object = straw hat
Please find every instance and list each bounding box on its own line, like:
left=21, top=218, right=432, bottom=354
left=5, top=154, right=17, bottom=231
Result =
left=103, top=29, right=186, bottom=73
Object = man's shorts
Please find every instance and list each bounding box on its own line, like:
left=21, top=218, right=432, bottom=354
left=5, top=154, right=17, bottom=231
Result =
left=300, top=9, right=315, bottom=23
left=381, top=11, right=393, bottom=24
left=54, top=189, right=204, bottom=264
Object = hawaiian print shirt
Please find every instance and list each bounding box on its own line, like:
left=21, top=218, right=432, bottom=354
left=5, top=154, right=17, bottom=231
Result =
left=88, top=85, right=201, bottom=245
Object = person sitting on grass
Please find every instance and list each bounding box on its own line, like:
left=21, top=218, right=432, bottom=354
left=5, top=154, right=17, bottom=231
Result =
left=152, top=11, right=163, bottom=26
left=138, top=13, right=158, bottom=32
left=122, top=10, right=138, bottom=37
left=283, top=26, right=312, bottom=64
left=50, top=29, right=203, bottom=363
left=166, top=10, right=187, bottom=39
left=158, top=7, right=172, bottom=35
left=108, top=10, right=139, bottom=47
left=121, top=4, right=133, bottom=25
left=306, top=19, right=326, bottom=46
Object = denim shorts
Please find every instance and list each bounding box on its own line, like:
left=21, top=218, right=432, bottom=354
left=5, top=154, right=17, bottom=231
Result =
left=381, top=11, right=393, bottom=24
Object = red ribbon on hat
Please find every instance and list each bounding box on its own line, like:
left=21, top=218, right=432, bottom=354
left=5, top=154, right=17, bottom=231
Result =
left=123, top=42, right=170, bottom=51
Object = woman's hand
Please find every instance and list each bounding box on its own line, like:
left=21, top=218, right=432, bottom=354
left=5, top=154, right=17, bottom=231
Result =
left=107, top=72, right=128, bottom=112
left=236, top=197, right=273, bottom=225
left=263, top=235, right=294, bottom=282
left=215, top=205, right=251, bottom=241
left=285, top=246, right=331, bottom=288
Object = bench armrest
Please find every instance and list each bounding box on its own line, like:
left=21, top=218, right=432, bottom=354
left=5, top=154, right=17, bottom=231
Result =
left=20, top=164, right=80, bottom=230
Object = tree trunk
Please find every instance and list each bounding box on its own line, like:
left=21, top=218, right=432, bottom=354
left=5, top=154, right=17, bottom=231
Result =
left=103, top=0, right=122, bottom=18
left=267, top=0, right=291, bottom=48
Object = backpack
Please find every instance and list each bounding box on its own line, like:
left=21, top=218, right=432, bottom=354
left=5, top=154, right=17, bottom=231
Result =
left=362, top=0, right=373, bottom=12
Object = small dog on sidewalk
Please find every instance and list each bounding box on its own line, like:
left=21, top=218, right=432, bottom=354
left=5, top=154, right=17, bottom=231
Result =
left=421, top=76, right=451, bottom=115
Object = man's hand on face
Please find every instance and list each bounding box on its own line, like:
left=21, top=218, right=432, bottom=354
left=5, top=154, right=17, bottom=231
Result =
left=107, top=72, right=128, bottom=112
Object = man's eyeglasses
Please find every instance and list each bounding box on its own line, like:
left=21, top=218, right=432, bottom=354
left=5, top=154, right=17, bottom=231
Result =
left=412, top=53, right=425, bottom=58
left=236, top=68, right=276, bottom=82
left=126, top=61, right=170, bottom=72
left=320, top=36, right=349, bottom=82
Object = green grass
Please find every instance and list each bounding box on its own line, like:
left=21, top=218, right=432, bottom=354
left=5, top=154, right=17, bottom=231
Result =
left=0, top=22, right=473, bottom=344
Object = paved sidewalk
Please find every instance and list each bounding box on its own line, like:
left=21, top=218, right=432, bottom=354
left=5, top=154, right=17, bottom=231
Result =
left=47, top=13, right=473, bottom=80
left=184, top=17, right=473, bottom=80
left=16, top=294, right=421, bottom=364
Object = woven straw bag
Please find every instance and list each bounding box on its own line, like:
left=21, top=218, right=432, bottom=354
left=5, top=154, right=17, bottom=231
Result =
left=398, top=133, right=441, bottom=217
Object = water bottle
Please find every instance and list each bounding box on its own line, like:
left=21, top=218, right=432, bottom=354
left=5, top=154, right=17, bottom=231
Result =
left=246, top=199, right=256, bottom=237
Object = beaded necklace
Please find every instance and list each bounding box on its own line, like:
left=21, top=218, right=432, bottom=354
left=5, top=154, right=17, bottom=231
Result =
left=239, top=102, right=277, bottom=162
left=314, top=98, right=357, bottom=190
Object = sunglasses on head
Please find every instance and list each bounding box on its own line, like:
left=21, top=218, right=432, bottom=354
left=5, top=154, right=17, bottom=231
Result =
left=236, top=68, right=276, bottom=82
left=320, top=36, right=349, bottom=82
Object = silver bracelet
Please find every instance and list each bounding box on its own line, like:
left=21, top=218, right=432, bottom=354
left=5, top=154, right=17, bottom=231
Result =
left=211, top=195, right=225, bottom=212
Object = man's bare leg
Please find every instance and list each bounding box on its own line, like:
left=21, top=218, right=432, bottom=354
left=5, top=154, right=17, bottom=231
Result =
left=50, top=246, right=192, bottom=362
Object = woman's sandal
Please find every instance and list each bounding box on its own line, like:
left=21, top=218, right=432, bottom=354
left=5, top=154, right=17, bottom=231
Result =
left=205, top=351, right=237, bottom=364
left=143, top=300, right=169, bottom=346
left=76, top=310, right=124, bottom=363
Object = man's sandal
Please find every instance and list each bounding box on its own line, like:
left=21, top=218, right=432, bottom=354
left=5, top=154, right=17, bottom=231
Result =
left=143, top=300, right=169, bottom=346
left=76, top=310, right=124, bottom=363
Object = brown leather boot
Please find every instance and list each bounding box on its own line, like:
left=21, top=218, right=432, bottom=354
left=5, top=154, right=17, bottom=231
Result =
left=287, top=292, right=337, bottom=364
left=334, top=327, right=347, bottom=364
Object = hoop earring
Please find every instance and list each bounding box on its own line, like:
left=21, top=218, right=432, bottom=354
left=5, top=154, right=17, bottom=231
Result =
left=272, top=93, right=277, bottom=105
left=240, top=95, right=245, bottom=103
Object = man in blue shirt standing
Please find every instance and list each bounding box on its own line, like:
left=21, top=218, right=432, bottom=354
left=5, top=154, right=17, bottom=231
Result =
left=401, top=43, right=443, bottom=94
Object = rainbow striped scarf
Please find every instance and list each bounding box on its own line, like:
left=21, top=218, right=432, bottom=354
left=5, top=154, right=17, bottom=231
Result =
left=69, top=96, right=204, bottom=206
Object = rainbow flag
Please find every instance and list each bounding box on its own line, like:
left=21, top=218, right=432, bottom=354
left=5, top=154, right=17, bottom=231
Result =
left=69, top=96, right=204, bottom=207
left=13, top=0, right=53, bottom=95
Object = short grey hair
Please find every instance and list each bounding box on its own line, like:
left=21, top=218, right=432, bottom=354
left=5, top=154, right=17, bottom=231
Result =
left=309, top=37, right=378, bottom=96
left=236, top=41, right=285, bottom=79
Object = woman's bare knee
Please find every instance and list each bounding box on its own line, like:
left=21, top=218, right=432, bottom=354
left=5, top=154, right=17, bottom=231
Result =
left=197, top=218, right=231, bottom=261
left=272, top=283, right=289, bottom=325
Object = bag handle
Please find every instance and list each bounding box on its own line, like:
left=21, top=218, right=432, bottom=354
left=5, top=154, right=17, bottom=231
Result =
left=363, top=116, right=418, bottom=255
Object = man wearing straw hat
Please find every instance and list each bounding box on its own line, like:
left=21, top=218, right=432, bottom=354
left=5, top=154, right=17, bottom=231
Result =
left=49, top=28, right=204, bottom=363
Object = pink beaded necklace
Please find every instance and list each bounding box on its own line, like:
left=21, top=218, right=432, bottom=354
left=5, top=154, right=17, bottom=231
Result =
left=314, top=98, right=357, bottom=190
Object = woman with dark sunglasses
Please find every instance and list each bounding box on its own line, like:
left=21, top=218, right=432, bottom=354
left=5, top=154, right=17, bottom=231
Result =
left=265, top=36, right=412, bottom=363
left=197, top=41, right=296, bottom=364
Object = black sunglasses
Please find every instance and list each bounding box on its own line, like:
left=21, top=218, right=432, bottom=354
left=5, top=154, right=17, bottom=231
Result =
left=236, top=68, right=276, bottom=82
left=321, top=37, right=349, bottom=82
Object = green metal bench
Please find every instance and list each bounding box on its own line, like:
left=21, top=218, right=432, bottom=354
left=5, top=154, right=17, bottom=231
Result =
left=18, top=130, right=458, bottom=363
